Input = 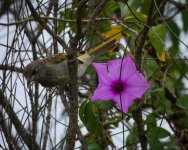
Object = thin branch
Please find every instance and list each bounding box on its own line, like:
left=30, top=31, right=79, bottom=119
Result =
left=168, top=0, right=188, bottom=9
left=28, top=87, right=37, bottom=149
left=25, top=0, right=70, bottom=53
left=0, top=111, right=14, bottom=150
left=84, top=0, right=108, bottom=33
left=0, top=89, right=40, bottom=150
left=64, top=0, right=88, bottom=149
left=53, top=0, right=58, bottom=54
left=59, top=88, right=88, bottom=150
left=0, top=65, right=23, bottom=73
left=42, top=94, right=52, bottom=150
left=0, top=17, right=112, bottom=26
left=131, top=0, right=156, bottom=149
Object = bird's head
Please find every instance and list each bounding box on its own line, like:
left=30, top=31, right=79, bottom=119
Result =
left=23, top=60, right=46, bottom=87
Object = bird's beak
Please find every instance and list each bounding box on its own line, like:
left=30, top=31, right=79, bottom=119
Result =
left=27, top=75, right=35, bottom=87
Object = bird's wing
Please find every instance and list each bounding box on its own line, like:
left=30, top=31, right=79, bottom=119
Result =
left=45, top=53, right=68, bottom=64
left=87, top=39, right=117, bottom=57
left=44, top=39, right=116, bottom=64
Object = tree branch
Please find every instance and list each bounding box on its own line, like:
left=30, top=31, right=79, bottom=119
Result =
left=25, top=0, right=70, bottom=53
left=64, top=0, right=88, bottom=149
left=84, top=0, right=108, bottom=33
left=53, top=0, right=58, bottom=54
left=0, top=64, right=23, bottom=73
left=168, top=0, right=188, bottom=9
left=133, top=1, right=155, bottom=150
left=59, top=88, right=88, bottom=150
left=42, top=94, right=52, bottom=150
left=0, top=89, right=40, bottom=150
left=0, top=111, right=14, bottom=150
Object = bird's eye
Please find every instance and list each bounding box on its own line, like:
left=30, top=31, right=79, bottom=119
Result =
left=33, top=67, right=39, bottom=75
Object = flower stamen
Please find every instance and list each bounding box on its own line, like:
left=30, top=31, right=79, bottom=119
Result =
left=115, top=83, right=123, bottom=92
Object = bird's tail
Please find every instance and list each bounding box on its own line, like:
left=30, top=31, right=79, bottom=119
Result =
left=88, top=39, right=117, bottom=57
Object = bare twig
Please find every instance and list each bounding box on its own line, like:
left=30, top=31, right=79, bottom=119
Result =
left=0, top=111, right=14, bottom=150
left=28, top=85, right=39, bottom=150
left=0, top=17, right=111, bottom=26
left=0, top=65, right=23, bottom=73
left=25, top=0, right=70, bottom=53
left=53, top=0, right=58, bottom=54
left=42, top=93, right=53, bottom=150
left=0, top=89, right=40, bottom=150
left=168, top=0, right=188, bottom=9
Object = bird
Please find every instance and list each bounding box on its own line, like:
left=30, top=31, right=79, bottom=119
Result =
left=23, top=39, right=117, bottom=87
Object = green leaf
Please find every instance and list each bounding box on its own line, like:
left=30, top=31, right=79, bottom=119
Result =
left=149, top=139, right=163, bottom=150
left=126, top=131, right=138, bottom=145
left=105, top=0, right=119, bottom=16
left=128, top=0, right=142, bottom=11
left=158, top=97, right=172, bottom=108
left=148, top=127, right=170, bottom=150
left=140, top=0, right=151, bottom=15
left=181, top=9, right=188, bottom=33
left=88, top=144, right=100, bottom=150
left=86, top=136, right=101, bottom=150
left=94, top=100, right=113, bottom=111
left=79, top=100, right=88, bottom=123
left=124, top=12, right=147, bottom=22
left=126, top=131, right=138, bottom=150
left=148, top=126, right=170, bottom=139
left=148, top=24, right=166, bottom=56
left=87, top=141, right=101, bottom=150
left=146, top=114, right=157, bottom=129
left=118, top=0, right=142, bottom=17
left=145, top=56, right=160, bottom=73
left=166, top=20, right=180, bottom=55
left=118, top=1, right=128, bottom=17
left=176, top=118, right=188, bottom=128
left=79, top=101, right=102, bottom=136
left=155, top=127, right=170, bottom=138
left=177, top=95, right=188, bottom=109
left=97, top=20, right=111, bottom=33
left=166, top=136, right=180, bottom=149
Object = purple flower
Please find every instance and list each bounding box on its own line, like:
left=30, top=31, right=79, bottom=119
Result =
left=91, top=55, right=150, bottom=113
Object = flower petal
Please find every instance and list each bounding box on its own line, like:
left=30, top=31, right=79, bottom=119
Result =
left=121, top=55, right=137, bottom=80
left=107, top=59, right=121, bottom=80
left=113, top=92, right=135, bottom=113
left=126, top=72, right=150, bottom=99
left=91, top=84, right=114, bottom=101
left=92, top=62, right=111, bottom=85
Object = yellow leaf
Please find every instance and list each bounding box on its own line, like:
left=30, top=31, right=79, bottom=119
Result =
left=156, top=49, right=166, bottom=62
left=103, top=25, right=123, bottom=41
